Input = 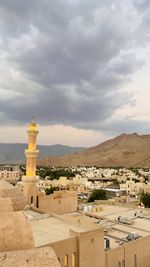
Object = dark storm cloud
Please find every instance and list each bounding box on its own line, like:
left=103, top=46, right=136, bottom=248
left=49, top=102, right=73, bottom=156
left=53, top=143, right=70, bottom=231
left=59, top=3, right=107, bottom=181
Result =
left=0, top=0, right=148, bottom=131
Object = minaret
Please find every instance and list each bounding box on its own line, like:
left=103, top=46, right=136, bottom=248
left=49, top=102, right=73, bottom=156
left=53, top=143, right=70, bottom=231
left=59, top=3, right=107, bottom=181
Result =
left=22, top=118, right=39, bottom=207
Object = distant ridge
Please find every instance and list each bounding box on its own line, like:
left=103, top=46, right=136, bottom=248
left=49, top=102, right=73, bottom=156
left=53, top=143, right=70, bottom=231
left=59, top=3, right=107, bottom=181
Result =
left=0, top=143, right=85, bottom=163
left=38, top=133, right=150, bottom=168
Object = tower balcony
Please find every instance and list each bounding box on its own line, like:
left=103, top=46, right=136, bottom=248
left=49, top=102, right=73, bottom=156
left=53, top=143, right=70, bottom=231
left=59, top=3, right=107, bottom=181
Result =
left=25, top=149, right=39, bottom=158
left=27, top=129, right=39, bottom=135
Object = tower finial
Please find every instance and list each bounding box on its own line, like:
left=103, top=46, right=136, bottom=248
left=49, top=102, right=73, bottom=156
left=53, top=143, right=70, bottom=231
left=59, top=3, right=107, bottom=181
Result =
left=28, top=117, right=38, bottom=131
left=32, top=116, right=35, bottom=123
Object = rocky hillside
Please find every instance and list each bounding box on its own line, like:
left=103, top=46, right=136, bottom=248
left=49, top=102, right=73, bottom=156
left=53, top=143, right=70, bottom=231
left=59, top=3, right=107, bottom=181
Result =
left=38, top=133, right=150, bottom=167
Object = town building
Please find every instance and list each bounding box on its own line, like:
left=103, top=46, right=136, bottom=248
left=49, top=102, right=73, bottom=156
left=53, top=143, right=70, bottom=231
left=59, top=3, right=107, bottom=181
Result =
left=0, top=165, right=20, bottom=182
left=22, top=119, right=77, bottom=214
left=0, top=119, right=150, bottom=267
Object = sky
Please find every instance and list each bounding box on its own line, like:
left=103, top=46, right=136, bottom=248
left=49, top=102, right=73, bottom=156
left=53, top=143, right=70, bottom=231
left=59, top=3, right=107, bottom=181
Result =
left=0, top=0, right=150, bottom=147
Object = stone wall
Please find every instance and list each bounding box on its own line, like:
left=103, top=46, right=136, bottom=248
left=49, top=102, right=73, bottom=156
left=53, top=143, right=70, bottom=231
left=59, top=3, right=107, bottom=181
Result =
left=0, top=198, right=13, bottom=213
left=51, top=237, right=77, bottom=267
left=45, top=226, right=105, bottom=267
left=0, top=211, right=34, bottom=252
left=70, top=227, right=105, bottom=267
left=39, top=191, right=77, bottom=214
left=105, top=235, right=150, bottom=267
left=51, top=226, right=150, bottom=267
left=0, top=246, right=60, bottom=267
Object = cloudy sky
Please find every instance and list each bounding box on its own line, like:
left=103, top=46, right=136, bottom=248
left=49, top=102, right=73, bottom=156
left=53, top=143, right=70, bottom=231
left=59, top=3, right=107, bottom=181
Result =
left=0, top=0, right=150, bottom=146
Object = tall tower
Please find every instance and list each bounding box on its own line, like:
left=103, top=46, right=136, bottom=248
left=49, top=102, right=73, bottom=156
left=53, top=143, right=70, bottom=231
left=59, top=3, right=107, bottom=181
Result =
left=22, top=118, right=39, bottom=207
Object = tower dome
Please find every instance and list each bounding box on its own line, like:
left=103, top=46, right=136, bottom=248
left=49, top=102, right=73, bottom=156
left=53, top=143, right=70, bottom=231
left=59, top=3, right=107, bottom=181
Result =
left=0, top=180, right=26, bottom=211
left=27, top=117, right=38, bottom=132
left=28, top=121, right=37, bottom=131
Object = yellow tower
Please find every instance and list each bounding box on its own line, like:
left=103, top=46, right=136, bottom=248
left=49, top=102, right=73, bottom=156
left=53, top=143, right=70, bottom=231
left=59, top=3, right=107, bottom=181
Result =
left=22, top=118, right=39, bottom=207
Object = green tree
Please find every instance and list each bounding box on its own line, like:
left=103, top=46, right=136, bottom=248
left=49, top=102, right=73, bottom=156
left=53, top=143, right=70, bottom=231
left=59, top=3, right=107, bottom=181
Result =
left=37, top=167, right=75, bottom=180
left=88, top=189, right=108, bottom=203
left=45, top=186, right=59, bottom=195
left=140, top=192, right=150, bottom=208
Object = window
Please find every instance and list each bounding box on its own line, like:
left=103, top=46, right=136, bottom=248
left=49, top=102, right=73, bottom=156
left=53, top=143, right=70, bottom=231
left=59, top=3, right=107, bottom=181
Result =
left=31, top=196, right=33, bottom=204
left=134, top=254, right=137, bottom=267
left=118, top=262, right=121, bottom=267
left=72, top=252, right=76, bottom=267
left=122, top=260, right=125, bottom=267
left=64, top=255, right=68, bottom=267
left=36, top=196, right=39, bottom=208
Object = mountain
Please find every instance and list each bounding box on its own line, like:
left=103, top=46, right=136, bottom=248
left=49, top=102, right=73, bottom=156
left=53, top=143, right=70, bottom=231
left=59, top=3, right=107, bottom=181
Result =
left=38, top=133, right=150, bottom=168
left=0, top=143, right=85, bottom=163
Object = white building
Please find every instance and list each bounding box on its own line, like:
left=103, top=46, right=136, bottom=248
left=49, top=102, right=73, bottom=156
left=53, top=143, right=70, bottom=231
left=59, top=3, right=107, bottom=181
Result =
left=0, top=165, right=20, bottom=182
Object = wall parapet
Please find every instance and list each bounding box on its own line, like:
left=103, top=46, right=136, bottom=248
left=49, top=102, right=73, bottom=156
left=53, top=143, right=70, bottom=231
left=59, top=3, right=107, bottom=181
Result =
left=70, top=227, right=103, bottom=241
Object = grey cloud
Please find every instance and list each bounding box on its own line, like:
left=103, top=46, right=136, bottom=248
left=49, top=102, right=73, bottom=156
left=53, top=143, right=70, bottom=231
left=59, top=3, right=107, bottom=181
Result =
left=100, top=117, right=150, bottom=135
left=0, top=0, right=148, bottom=132
left=133, top=0, right=150, bottom=12
left=108, top=53, right=144, bottom=75
left=136, top=12, right=150, bottom=44
left=132, top=0, right=150, bottom=44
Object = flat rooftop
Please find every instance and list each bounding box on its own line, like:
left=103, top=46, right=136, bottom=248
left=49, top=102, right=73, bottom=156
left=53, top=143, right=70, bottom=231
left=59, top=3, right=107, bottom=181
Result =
left=84, top=205, right=150, bottom=248
left=25, top=210, right=99, bottom=247
left=30, top=217, right=70, bottom=247
left=25, top=205, right=150, bottom=249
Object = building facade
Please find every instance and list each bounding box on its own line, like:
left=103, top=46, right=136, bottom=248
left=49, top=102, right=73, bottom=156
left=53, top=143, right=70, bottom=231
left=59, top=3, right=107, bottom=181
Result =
left=0, top=165, right=20, bottom=182
left=19, top=120, right=150, bottom=267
